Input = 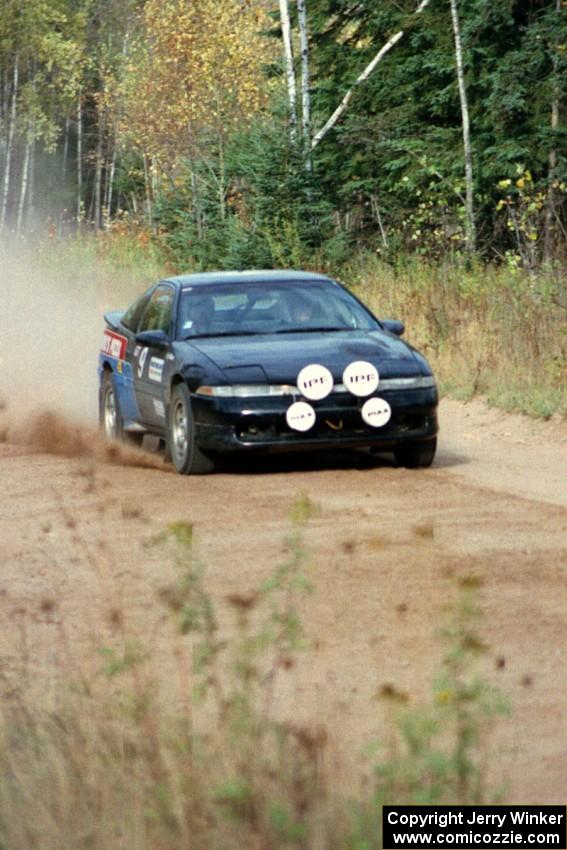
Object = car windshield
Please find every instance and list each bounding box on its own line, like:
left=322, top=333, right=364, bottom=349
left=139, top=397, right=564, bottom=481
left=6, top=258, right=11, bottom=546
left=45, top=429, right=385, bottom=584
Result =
left=177, top=280, right=380, bottom=339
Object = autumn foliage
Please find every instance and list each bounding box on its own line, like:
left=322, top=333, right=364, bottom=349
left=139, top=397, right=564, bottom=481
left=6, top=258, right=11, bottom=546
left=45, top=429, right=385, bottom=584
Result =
left=111, top=0, right=272, bottom=174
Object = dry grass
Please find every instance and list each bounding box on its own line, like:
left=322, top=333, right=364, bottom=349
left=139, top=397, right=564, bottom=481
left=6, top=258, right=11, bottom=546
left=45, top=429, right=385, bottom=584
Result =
left=0, top=502, right=334, bottom=850
left=0, top=492, right=508, bottom=850
left=346, top=256, right=567, bottom=418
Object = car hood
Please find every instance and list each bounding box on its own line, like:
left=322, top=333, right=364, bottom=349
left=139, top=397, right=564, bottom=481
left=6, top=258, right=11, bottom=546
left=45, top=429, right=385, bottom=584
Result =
left=189, top=329, right=424, bottom=383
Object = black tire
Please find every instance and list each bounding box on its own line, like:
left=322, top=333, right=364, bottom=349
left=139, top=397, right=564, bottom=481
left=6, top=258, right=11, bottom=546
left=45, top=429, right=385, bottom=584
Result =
left=394, top=436, right=437, bottom=469
left=101, top=370, right=123, bottom=440
left=167, top=383, right=215, bottom=475
left=101, top=370, right=143, bottom=446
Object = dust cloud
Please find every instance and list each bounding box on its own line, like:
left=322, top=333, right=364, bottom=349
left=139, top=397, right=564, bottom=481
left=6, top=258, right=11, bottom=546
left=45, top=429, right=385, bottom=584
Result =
left=16, top=409, right=169, bottom=469
left=0, top=243, right=103, bottom=423
left=0, top=242, right=158, bottom=467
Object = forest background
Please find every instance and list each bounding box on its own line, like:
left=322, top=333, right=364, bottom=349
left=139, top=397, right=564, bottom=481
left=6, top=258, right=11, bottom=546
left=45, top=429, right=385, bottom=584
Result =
left=0, top=0, right=566, bottom=415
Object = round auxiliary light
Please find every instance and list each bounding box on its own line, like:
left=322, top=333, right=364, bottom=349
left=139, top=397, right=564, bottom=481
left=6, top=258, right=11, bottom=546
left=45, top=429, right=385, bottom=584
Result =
left=296, top=363, right=333, bottom=401
left=286, top=401, right=316, bottom=432
left=342, top=360, right=379, bottom=397
left=361, top=397, right=392, bottom=428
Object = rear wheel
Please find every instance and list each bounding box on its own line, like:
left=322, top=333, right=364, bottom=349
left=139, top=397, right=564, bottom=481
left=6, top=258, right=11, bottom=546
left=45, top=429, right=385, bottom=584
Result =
left=394, top=436, right=437, bottom=469
left=101, top=370, right=143, bottom=446
left=102, top=371, right=121, bottom=440
left=168, top=383, right=215, bottom=475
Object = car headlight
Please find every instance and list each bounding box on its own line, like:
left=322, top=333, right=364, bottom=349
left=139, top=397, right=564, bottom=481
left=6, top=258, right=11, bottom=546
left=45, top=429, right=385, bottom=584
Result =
left=195, top=384, right=297, bottom=398
left=374, top=375, right=437, bottom=390
left=195, top=375, right=436, bottom=398
left=334, top=375, right=436, bottom=392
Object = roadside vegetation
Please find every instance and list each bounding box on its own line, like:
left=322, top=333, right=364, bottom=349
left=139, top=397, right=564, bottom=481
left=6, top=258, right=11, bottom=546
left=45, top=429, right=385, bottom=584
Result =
left=0, top=496, right=508, bottom=850
left=347, top=256, right=567, bottom=419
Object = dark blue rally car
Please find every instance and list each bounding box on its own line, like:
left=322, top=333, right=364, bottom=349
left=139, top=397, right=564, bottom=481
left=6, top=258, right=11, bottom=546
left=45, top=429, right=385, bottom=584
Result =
left=99, top=270, right=438, bottom=474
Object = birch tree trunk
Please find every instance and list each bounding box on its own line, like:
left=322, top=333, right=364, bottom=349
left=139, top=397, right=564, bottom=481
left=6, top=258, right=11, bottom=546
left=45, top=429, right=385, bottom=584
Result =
left=544, top=0, right=561, bottom=263
left=190, top=161, right=204, bottom=240
left=16, top=135, right=31, bottom=236
left=449, top=0, right=476, bottom=254
left=94, top=101, right=105, bottom=229
left=0, top=57, right=19, bottom=233
left=102, top=151, right=109, bottom=224
left=143, top=153, right=153, bottom=231
left=151, top=160, right=159, bottom=207
left=106, top=143, right=117, bottom=220
left=371, top=194, right=388, bottom=248
left=311, top=0, right=432, bottom=150
left=62, top=115, right=70, bottom=179
left=77, top=91, right=83, bottom=223
left=297, top=0, right=311, bottom=162
left=279, top=0, right=297, bottom=140
left=218, top=132, right=226, bottom=220
left=27, top=136, right=35, bottom=227
left=87, top=182, right=95, bottom=222
left=0, top=71, right=7, bottom=177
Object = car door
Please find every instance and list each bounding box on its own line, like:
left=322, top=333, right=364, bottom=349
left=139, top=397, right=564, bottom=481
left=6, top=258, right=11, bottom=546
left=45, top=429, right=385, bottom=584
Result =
left=133, top=283, right=175, bottom=429
left=110, top=287, right=153, bottom=429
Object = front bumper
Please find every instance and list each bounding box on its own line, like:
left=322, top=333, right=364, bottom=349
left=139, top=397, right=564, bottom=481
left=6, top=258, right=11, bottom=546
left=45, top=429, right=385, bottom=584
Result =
left=192, top=387, right=438, bottom=454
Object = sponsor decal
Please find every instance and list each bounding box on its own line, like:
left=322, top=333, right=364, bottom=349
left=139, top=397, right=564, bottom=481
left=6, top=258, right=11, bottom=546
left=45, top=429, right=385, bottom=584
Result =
left=286, top=401, right=316, bottom=432
left=153, top=399, right=166, bottom=418
left=342, top=360, right=379, bottom=397
left=148, top=357, right=165, bottom=383
left=296, top=363, right=333, bottom=401
left=137, top=347, right=148, bottom=378
left=361, top=397, right=391, bottom=427
left=116, top=360, right=123, bottom=374
left=102, top=329, right=127, bottom=360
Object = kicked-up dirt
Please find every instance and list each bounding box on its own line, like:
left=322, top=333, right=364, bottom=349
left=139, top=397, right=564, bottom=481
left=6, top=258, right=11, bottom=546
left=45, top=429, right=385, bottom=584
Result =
left=0, top=396, right=565, bottom=802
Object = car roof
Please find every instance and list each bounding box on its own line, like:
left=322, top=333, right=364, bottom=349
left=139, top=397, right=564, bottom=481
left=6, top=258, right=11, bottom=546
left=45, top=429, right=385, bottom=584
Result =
left=164, top=270, right=336, bottom=288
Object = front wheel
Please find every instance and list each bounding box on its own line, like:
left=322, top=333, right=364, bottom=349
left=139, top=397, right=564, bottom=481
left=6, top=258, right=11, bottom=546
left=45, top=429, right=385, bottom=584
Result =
left=168, top=383, right=215, bottom=475
left=394, top=436, right=437, bottom=469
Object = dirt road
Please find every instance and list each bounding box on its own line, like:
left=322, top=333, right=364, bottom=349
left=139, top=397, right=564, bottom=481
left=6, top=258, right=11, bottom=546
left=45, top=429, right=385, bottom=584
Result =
left=0, top=397, right=566, bottom=802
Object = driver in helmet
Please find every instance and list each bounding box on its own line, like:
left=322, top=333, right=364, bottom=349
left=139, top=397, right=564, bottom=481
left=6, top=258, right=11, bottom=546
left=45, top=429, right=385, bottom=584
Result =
left=288, top=293, right=316, bottom=326
left=182, top=296, right=215, bottom=336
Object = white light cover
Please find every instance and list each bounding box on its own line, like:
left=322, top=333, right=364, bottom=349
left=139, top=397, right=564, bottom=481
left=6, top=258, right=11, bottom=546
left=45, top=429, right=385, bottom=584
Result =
left=361, top=397, right=391, bottom=427
left=296, top=363, right=334, bottom=401
left=286, top=401, right=316, bottom=432
left=342, top=360, right=379, bottom=397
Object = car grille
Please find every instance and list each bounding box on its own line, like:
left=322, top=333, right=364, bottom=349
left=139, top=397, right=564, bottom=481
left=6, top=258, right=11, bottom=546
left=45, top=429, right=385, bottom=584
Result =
left=236, top=411, right=427, bottom=443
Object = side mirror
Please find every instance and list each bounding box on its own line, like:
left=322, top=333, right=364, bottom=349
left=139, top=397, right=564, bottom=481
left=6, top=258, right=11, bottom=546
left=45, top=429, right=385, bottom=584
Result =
left=135, top=329, right=169, bottom=349
left=381, top=319, right=405, bottom=336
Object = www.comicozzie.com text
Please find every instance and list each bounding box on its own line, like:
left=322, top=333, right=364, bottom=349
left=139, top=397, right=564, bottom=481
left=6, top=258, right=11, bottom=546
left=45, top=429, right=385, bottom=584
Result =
left=387, top=811, right=564, bottom=829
